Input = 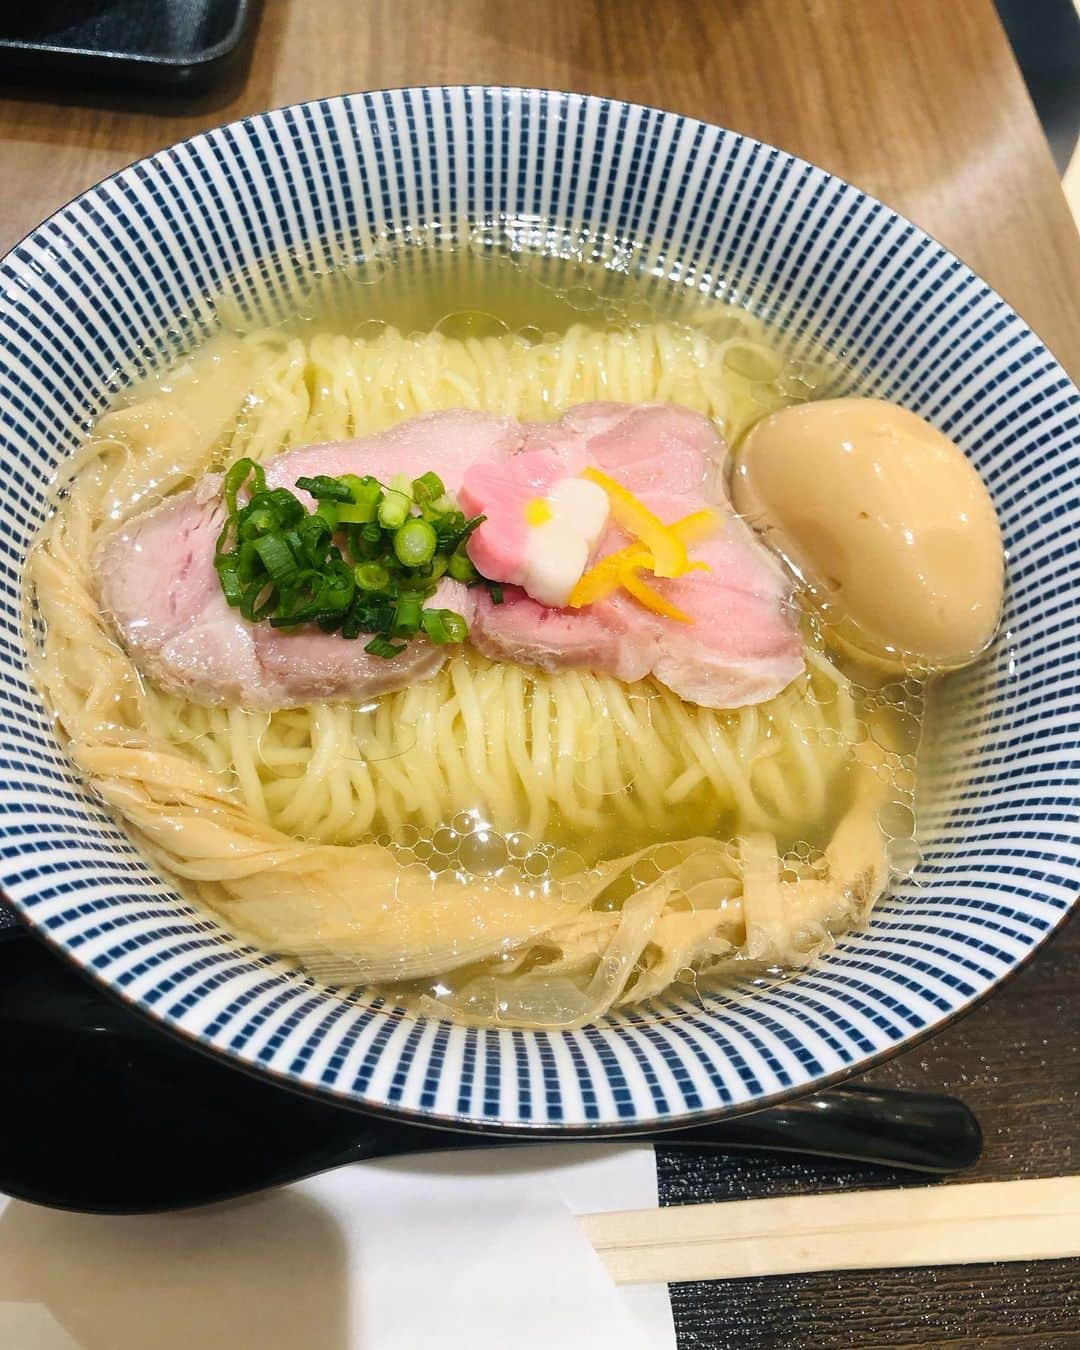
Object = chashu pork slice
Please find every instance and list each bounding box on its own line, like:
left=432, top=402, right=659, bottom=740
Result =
left=98, top=401, right=803, bottom=714
left=461, top=403, right=804, bottom=708
left=95, top=410, right=517, bottom=709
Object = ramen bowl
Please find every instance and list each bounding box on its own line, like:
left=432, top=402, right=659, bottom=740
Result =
left=0, top=89, right=1076, bottom=1131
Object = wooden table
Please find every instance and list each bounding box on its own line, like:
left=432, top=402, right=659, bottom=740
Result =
left=0, top=0, right=1078, bottom=379
left=0, top=2, right=1077, bottom=1346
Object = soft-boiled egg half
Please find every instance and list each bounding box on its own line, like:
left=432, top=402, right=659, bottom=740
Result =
left=732, top=398, right=1004, bottom=672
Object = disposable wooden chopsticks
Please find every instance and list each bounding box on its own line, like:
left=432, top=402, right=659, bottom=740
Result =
left=579, top=1175, right=1080, bottom=1284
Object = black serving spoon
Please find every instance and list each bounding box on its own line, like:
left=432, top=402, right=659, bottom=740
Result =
left=0, top=931, right=982, bottom=1214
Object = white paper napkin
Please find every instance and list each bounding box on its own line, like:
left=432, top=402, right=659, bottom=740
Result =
left=0, top=1143, right=676, bottom=1350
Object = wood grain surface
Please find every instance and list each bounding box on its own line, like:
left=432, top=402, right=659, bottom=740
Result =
left=0, top=3, right=1076, bottom=1348
left=0, top=0, right=1077, bottom=375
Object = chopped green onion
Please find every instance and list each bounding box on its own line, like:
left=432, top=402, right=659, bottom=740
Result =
left=364, top=635, right=406, bottom=659
left=354, top=561, right=390, bottom=591
left=237, top=540, right=261, bottom=581
left=253, top=534, right=301, bottom=589
left=346, top=526, right=380, bottom=562
left=318, top=562, right=355, bottom=610
left=401, top=578, right=439, bottom=603
left=422, top=608, right=468, bottom=644
left=447, top=549, right=479, bottom=584
left=356, top=603, right=395, bottom=632
left=337, top=501, right=379, bottom=525
left=413, top=471, right=445, bottom=503
left=239, top=506, right=278, bottom=540
left=342, top=473, right=379, bottom=504
left=377, top=489, right=410, bottom=530
left=337, top=476, right=381, bottom=524
left=224, top=458, right=265, bottom=515
left=269, top=605, right=346, bottom=628
left=431, top=510, right=485, bottom=553
left=393, top=518, right=437, bottom=567
left=282, top=530, right=304, bottom=567
left=215, top=459, right=485, bottom=658
left=216, top=561, right=243, bottom=606
left=489, top=584, right=504, bottom=605
left=290, top=566, right=325, bottom=593
left=314, top=499, right=340, bottom=530
left=214, top=518, right=237, bottom=561
left=295, top=475, right=354, bottom=503
left=298, top=516, right=333, bottom=566
left=248, top=488, right=305, bottom=527
left=240, top=579, right=277, bottom=623
left=392, top=594, right=423, bottom=636
left=433, top=510, right=464, bottom=542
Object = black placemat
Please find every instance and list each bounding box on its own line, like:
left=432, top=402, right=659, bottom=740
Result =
left=656, top=915, right=1079, bottom=1348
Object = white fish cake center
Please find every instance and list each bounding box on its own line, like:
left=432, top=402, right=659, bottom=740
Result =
left=519, top=477, right=610, bottom=607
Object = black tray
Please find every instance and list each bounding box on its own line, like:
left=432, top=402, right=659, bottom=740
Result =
left=0, top=0, right=261, bottom=93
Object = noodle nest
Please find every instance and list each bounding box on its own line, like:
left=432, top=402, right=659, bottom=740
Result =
left=28, top=316, right=904, bottom=1027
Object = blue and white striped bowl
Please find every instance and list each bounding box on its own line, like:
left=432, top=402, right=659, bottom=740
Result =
left=0, top=89, right=1076, bottom=1130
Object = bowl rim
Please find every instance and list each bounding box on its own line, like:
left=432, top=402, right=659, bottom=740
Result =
left=6, top=79, right=1077, bottom=379
left=5, top=902, right=1074, bottom=1139
left=1, top=84, right=1077, bottom=1134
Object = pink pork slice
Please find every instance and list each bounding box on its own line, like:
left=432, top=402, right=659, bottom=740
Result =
left=460, top=402, right=725, bottom=587
left=96, top=410, right=518, bottom=710
left=461, top=403, right=804, bottom=709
